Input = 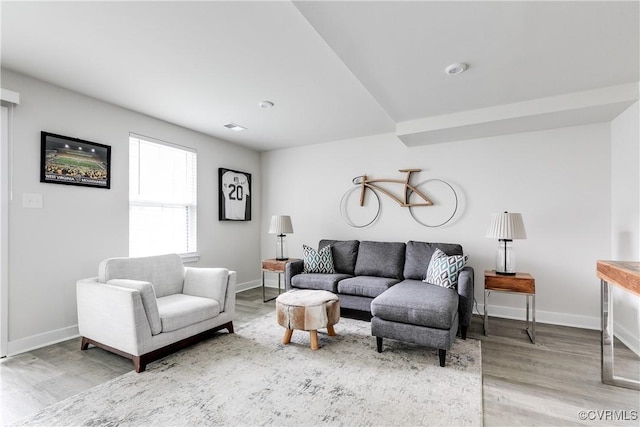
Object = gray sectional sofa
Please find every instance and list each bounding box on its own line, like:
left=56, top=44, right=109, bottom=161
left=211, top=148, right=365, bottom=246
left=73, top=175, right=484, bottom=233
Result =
left=285, top=239, right=474, bottom=366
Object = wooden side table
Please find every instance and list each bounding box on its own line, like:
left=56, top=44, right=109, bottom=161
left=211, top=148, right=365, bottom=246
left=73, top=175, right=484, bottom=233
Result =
left=261, top=258, right=299, bottom=303
left=484, top=270, right=536, bottom=343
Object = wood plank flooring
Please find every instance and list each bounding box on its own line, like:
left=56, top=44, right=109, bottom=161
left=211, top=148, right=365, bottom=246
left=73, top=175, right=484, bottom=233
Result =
left=1, top=287, right=638, bottom=426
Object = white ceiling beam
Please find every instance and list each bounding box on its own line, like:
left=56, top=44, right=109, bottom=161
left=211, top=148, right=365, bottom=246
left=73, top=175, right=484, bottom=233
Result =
left=396, top=83, right=639, bottom=146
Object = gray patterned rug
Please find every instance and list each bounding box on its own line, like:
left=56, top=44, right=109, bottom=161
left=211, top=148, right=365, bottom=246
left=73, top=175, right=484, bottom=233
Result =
left=15, top=315, right=482, bottom=426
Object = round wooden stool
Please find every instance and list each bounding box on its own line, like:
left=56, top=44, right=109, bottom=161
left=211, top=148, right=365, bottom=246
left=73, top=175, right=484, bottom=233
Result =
left=276, top=289, right=340, bottom=350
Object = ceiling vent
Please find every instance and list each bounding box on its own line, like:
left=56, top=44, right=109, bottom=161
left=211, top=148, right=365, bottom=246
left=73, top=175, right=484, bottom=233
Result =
left=223, top=122, right=247, bottom=131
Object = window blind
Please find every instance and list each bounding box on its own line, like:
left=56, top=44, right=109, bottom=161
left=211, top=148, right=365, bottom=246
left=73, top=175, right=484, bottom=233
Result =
left=129, top=134, right=197, bottom=257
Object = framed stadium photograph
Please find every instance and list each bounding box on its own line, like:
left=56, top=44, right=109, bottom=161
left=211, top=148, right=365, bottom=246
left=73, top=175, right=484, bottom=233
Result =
left=40, top=132, right=111, bottom=189
left=219, top=167, right=251, bottom=221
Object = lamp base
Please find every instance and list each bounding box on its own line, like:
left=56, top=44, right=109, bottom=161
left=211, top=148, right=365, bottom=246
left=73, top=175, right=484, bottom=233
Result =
left=494, top=270, right=516, bottom=276
left=275, top=234, right=288, bottom=261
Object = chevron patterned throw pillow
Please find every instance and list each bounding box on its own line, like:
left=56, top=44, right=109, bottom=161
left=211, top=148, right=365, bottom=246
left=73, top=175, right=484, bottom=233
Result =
left=303, top=244, right=336, bottom=274
left=424, top=248, right=468, bottom=289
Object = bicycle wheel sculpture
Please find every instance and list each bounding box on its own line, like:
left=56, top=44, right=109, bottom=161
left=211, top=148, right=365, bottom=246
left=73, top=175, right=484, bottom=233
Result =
left=340, top=185, right=381, bottom=228
left=407, top=179, right=458, bottom=228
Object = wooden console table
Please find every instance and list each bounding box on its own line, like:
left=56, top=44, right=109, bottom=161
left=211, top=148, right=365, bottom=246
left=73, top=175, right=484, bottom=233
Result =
left=596, top=260, right=640, bottom=390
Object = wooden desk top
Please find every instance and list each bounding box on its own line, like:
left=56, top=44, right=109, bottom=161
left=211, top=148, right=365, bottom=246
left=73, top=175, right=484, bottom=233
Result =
left=597, top=260, right=640, bottom=297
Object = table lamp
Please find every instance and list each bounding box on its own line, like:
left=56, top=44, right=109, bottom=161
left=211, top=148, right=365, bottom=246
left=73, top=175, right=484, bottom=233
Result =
left=486, top=212, right=527, bottom=275
left=268, top=215, right=294, bottom=260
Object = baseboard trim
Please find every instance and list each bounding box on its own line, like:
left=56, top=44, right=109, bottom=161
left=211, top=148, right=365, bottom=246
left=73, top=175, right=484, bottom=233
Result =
left=8, top=295, right=637, bottom=358
left=478, top=302, right=600, bottom=330
left=478, top=303, right=640, bottom=356
left=235, top=280, right=261, bottom=293
left=7, top=325, right=79, bottom=356
left=612, top=321, right=640, bottom=356
left=236, top=279, right=283, bottom=292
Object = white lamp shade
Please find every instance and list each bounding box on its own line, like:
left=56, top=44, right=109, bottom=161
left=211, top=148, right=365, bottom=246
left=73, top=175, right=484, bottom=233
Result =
left=486, top=212, right=527, bottom=240
left=268, top=215, right=293, bottom=234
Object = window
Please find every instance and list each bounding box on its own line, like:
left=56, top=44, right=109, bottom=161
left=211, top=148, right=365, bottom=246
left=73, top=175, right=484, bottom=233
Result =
left=129, top=134, right=197, bottom=257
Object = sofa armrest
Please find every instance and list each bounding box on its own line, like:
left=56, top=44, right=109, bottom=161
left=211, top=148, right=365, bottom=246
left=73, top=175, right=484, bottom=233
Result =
left=285, top=260, right=304, bottom=291
left=76, top=278, right=152, bottom=356
left=457, top=267, right=475, bottom=329
left=106, top=279, right=162, bottom=336
left=223, top=271, right=237, bottom=317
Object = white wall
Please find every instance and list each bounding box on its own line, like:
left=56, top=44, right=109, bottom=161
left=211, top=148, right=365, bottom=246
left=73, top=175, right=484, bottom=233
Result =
left=1, top=69, right=262, bottom=354
left=610, top=101, right=640, bottom=355
left=261, top=124, right=612, bottom=329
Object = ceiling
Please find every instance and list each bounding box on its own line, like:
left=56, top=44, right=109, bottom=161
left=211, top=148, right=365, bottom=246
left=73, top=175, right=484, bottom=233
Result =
left=2, top=1, right=639, bottom=152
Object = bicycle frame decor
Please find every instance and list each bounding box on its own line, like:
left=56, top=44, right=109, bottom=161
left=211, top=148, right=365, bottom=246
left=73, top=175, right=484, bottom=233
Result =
left=340, top=168, right=458, bottom=228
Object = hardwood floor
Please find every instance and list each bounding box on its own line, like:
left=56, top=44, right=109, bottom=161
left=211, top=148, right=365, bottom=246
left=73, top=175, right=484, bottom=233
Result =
left=1, top=287, right=638, bottom=426
left=468, top=316, right=639, bottom=426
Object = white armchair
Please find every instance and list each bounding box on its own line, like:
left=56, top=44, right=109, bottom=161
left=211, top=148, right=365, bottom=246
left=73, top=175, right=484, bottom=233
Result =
left=77, top=254, right=236, bottom=372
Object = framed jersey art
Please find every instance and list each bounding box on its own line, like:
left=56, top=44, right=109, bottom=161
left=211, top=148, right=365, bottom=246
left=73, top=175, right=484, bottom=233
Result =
left=219, top=168, right=251, bottom=221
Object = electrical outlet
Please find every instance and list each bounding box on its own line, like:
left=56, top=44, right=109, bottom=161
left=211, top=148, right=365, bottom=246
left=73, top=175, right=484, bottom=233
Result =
left=23, top=193, right=43, bottom=209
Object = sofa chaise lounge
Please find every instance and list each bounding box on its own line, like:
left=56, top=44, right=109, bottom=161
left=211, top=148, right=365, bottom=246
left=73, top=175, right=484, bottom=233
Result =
left=285, top=239, right=473, bottom=366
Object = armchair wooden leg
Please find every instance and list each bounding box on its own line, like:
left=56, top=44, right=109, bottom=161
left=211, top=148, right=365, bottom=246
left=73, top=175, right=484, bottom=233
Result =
left=226, top=321, right=234, bottom=334
left=80, top=337, right=90, bottom=351
left=438, top=349, right=446, bottom=367
left=133, top=356, right=145, bottom=373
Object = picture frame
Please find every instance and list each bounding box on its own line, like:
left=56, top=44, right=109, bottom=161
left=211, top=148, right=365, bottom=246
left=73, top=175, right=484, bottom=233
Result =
left=40, top=131, right=111, bottom=189
left=219, top=168, right=251, bottom=221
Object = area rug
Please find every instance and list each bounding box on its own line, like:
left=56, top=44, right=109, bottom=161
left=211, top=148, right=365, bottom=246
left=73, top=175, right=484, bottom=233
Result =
left=14, top=315, right=482, bottom=426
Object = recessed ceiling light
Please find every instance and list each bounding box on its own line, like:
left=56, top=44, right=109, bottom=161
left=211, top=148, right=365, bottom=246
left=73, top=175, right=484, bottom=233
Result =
left=445, top=63, right=467, bottom=75
left=259, top=100, right=274, bottom=109
left=223, top=122, right=247, bottom=131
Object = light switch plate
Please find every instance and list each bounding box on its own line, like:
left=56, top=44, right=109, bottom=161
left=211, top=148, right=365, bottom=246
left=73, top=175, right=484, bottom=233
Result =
left=23, top=193, right=43, bottom=209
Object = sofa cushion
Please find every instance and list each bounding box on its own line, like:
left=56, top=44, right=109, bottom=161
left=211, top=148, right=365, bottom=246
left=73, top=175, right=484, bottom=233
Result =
left=337, top=276, right=399, bottom=299
left=99, top=254, right=185, bottom=298
left=107, top=279, right=162, bottom=336
left=371, top=280, right=458, bottom=330
left=183, top=267, right=229, bottom=306
left=425, top=249, right=468, bottom=289
left=303, top=245, right=335, bottom=274
left=156, top=294, right=221, bottom=333
left=319, top=240, right=359, bottom=275
left=355, top=241, right=406, bottom=280
left=291, top=273, right=351, bottom=292
left=403, top=241, right=464, bottom=280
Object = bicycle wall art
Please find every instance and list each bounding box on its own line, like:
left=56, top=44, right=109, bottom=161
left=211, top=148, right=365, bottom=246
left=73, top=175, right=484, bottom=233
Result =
left=339, top=168, right=458, bottom=228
